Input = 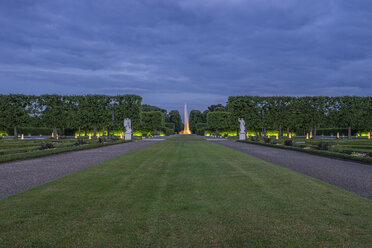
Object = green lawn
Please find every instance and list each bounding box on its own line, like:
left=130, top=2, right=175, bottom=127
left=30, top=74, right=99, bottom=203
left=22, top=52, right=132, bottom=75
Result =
left=0, top=136, right=371, bottom=247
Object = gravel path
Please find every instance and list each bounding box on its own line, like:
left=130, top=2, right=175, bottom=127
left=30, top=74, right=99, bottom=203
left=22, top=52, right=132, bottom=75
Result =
left=207, top=138, right=372, bottom=199
left=0, top=139, right=165, bottom=199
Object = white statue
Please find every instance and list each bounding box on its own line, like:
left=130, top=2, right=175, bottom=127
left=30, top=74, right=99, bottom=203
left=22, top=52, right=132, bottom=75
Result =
left=124, top=118, right=132, bottom=140
left=238, top=118, right=246, bottom=140
left=238, top=118, right=245, bottom=133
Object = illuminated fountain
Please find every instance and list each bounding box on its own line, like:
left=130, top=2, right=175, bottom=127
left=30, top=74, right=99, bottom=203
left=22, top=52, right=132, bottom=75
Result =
left=179, top=104, right=192, bottom=134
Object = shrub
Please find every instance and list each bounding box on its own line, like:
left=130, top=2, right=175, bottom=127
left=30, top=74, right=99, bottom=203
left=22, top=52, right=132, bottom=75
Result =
left=74, top=139, right=87, bottom=146
left=164, top=127, right=174, bottom=136
left=250, top=136, right=258, bottom=141
left=317, top=142, right=329, bottom=150
left=39, top=143, right=54, bottom=150
left=284, top=140, right=293, bottom=146
left=264, top=137, right=271, bottom=143
left=196, top=128, right=206, bottom=136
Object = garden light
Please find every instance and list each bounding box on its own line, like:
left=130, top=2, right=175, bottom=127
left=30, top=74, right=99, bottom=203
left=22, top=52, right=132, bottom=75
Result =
left=306, top=133, right=309, bottom=139
left=337, top=132, right=340, bottom=139
left=21, top=134, right=24, bottom=140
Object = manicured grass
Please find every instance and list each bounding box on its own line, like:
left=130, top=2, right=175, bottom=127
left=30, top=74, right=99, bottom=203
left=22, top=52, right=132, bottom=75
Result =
left=0, top=136, right=371, bottom=247
left=0, top=138, right=129, bottom=163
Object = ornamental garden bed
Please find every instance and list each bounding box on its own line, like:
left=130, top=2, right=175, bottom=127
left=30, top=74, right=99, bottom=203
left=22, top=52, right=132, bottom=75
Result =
left=238, top=137, right=372, bottom=165
left=0, top=137, right=129, bottom=163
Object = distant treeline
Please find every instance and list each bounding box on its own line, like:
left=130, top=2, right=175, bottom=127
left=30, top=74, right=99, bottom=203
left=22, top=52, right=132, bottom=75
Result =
left=0, top=94, right=183, bottom=139
left=189, top=96, right=372, bottom=138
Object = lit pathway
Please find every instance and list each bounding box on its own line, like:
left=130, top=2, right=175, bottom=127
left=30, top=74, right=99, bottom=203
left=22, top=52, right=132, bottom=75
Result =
left=207, top=138, right=372, bottom=199
left=0, top=139, right=167, bottom=199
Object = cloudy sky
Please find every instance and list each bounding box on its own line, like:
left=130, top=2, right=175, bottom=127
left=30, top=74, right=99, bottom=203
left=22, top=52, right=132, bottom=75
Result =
left=1, top=0, right=372, bottom=112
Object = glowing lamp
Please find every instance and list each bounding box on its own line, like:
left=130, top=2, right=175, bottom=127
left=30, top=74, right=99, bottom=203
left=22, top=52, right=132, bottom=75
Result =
left=75, top=135, right=77, bottom=139
left=306, top=133, right=309, bottom=140
left=310, top=132, right=313, bottom=139
left=289, top=133, right=292, bottom=139
left=276, top=134, right=279, bottom=140
left=368, top=132, right=371, bottom=140
left=337, top=132, right=340, bottom=139
left=56, top=135, right=59, bottom=140
left=97, top=134, right=100, bottom=139
left=21, top=134, right=24, bottom=140
left=51, top=132, right=54, bottom=138
left=89, top=135, right=92, bottom=140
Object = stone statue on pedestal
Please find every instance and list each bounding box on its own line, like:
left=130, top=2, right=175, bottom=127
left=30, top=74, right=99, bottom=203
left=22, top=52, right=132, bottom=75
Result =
left=124, top=118, right=132, bottom=140
left=238, top=118, right=246, bottom=140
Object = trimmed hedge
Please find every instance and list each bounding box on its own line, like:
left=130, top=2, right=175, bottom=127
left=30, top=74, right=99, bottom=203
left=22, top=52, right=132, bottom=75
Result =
left=164, top=127, right=174, bottom=136
left=6, top=127, right=76, bottom=136
left=165, top=122, right=175, bottom=130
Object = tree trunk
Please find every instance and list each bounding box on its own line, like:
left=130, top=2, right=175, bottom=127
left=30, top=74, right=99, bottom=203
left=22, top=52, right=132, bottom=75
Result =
left=84, top=128, right=87, bottom=136
left=53, top=127, right=58, bottom=138
left=93, top=124, right=97, bottom=138
left=102, top=127, right=105, bottom=137
left=78, top=126, right=81, bottom=137
left=14, top=126, right=18, bottom=140
left=314, top=124, right=317, bottom=138
left=310, top=127, right=313, bottom=138
left=348, top=126, right=351, bottom=139
left=216, top=128, right=219, bottom=137
left=107, top=127, right=110, bottom=137
left=279, top=125, right=281, bottom=137
left=263, top=127, right=266, bottom=137
left=287, top=127, right=290, bottom=138
left=60, top=128, right=63, bottom=137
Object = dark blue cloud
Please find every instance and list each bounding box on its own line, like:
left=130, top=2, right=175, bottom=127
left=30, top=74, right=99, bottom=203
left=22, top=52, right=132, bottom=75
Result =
left=1, top=0, right=372, bottom=113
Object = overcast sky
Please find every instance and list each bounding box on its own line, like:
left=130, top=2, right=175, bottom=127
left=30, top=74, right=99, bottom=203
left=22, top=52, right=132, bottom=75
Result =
left=1, top=0, right=372, bottom=113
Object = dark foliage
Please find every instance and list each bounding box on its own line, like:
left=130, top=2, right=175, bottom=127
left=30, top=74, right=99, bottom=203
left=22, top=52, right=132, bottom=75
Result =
left=317, top=142, right=329, bottom=150
left=284, top=140, right=293, bottom=146
left=39, top=143, right=54, bottom=150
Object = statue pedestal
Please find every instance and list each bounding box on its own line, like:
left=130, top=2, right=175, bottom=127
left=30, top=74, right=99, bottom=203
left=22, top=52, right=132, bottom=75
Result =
left=125, top=132, right=132, bottom=141
left=239, top=132, right=246, bottom=140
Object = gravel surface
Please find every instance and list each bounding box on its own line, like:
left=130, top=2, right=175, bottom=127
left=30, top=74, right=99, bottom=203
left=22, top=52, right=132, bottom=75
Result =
left=207, top=138, right=372, bottom=199
left=0, top=139, right=165, bottom=199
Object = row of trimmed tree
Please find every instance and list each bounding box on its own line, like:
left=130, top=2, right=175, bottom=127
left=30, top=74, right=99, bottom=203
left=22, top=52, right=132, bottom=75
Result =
left=0, top=94, right=183, bottom=139
left=189, top=96, right=372, bottom=139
